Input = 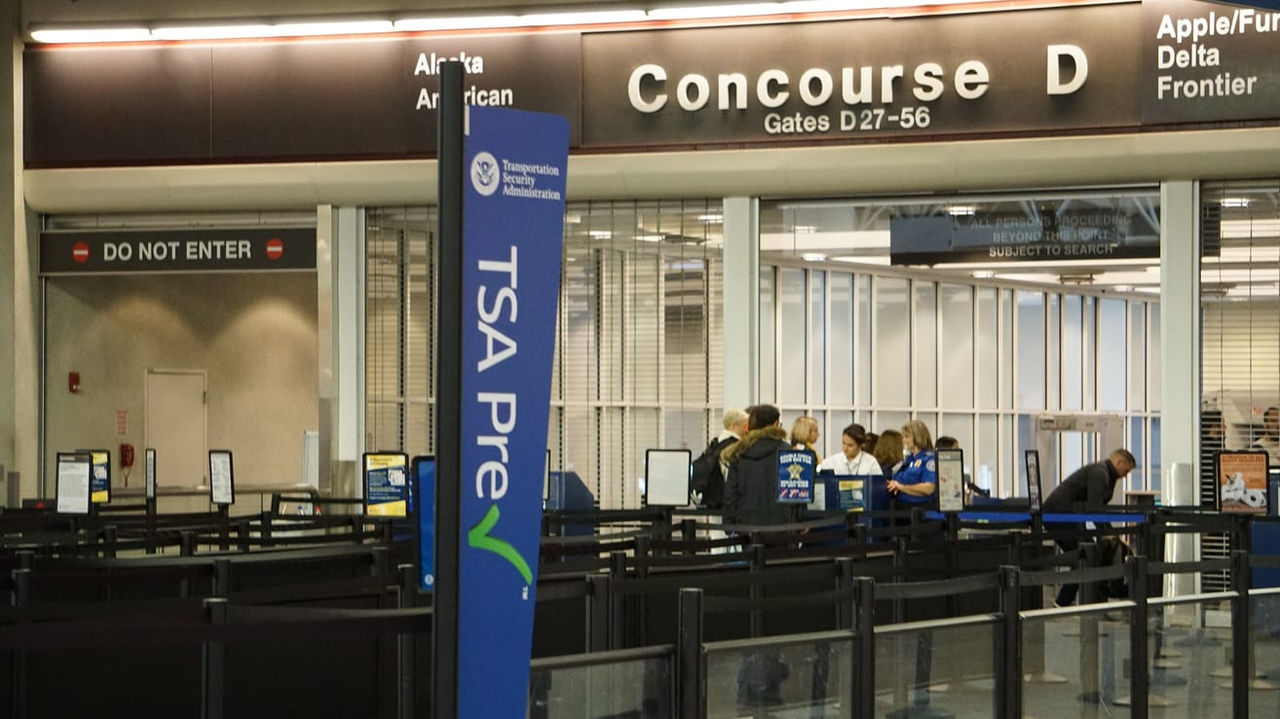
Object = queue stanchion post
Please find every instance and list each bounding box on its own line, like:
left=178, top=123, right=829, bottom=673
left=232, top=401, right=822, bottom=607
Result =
left=1078, top=542, right=1102, bottom=704
left=608, top=550, right=627, bottom=650
left=677, top=588, right=705, bottom=719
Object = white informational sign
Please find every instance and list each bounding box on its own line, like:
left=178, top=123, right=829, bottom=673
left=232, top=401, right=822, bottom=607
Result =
left=145, top=448, right=157, bottom=500
left=209, top=450, right=235, bottom=505
left=936, top=449, right=965, bottom=513
left=1025, top=450, right=1043, bottom=508
left=645, top=449, right=693, bottom=506
left=56, top=453, right=92, bottom=515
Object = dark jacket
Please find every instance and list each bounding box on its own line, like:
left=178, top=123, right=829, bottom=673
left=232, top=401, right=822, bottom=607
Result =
left=1042, top=459, right=1120, bottom=511
left=721, top=426, right=792, bottom=525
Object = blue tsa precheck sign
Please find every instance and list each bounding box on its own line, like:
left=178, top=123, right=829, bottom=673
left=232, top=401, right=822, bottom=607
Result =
left=457, top=105, right=568, bottom=719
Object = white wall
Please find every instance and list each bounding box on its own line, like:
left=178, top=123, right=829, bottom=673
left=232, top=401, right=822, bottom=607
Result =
left=43, top=273, right=318, bottom=500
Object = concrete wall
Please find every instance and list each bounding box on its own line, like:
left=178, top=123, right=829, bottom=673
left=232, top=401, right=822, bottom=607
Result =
left=43, top=272, right=318, bottom=499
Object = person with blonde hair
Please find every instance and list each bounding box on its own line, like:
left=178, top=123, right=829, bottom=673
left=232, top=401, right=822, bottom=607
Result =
left=789, top=416, right=821, bottom=461
left=886, top=419, right=937, bottom=506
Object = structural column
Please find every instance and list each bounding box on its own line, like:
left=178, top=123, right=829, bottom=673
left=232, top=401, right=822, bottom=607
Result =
left=316, top=205, right=366, bottom=499
left=721, top=196, right=759, bottom=410
left=1, top=10, right=39, bottom=498
left=1160, top=180, right=1200, bottom=597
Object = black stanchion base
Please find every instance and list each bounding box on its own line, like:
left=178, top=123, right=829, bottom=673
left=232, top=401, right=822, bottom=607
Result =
left=886, top=705, right=957, bottom=719
left=1149, top=669, right=1189, bottom=687
left=1172, top=629, right=1223, bottom=647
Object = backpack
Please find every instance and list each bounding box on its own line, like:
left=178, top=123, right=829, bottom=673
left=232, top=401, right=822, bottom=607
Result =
left=691, top=436, right=735, bottom=509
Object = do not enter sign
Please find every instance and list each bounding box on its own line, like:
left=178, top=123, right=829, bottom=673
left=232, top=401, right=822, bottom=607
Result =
left=266, top=238, right=284, bottom=260
left=72, top=242, right=90, bottom=263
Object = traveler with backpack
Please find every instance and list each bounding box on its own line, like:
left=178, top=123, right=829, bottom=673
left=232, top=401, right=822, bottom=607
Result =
left=690, top=407, right=748, bottom=508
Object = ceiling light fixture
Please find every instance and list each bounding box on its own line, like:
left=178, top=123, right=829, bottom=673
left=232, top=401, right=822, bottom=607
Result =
left=150, top=20, right=394, bottom=41
left=971, top=270, right=995, bottom=279
left=801, top=252, right=827, bottom=262
left=1220, top=197, right=1252, bottom=208
left=30, top=27, right=152, bottom=43
left=588, top=230, right=613, bottom=240
left=946, top=205, right=977, bottom=216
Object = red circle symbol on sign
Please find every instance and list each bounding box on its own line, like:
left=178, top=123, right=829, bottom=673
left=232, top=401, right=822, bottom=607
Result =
left=72, top=242, right=90, bottom=263
left=266, top=238, right=284, bottom=260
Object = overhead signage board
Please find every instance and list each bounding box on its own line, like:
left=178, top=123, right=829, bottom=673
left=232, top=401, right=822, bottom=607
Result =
left=22, top=3, right=1280, bottom=167
left=24, top=34, right=581, bottom=167
left=889, top=202, right=1161, bottom=265
left=1142, top=0, right=1280, bottom=124
left=456, top=105, right=568, bottom=718
left=581, top=4, right=1141, bottom=147
left=39, top=228, right=316, bottom=275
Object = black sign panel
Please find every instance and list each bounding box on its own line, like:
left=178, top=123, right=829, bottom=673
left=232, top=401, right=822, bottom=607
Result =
left=22, top=2, right=1280, bottom=167
left=25, top=33, right=581, bottom=166
left=40, top=227, right=316, bottom=274
left=581, top=4, right=1141, bottom=147
left=1141, top=0, right=1280, bottom=124
left=890, top=204, right=1161, bottom=265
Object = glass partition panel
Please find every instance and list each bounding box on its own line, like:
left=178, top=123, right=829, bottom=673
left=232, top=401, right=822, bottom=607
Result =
left=1250, top=590, right=1280, bottom=717
left=1142, top=596, right=1233, bottom=718
left=914, top=280, right=938, bottom=408
left=875, top=276, right=911, bottom=408
left=1022, top=605, right=1136, bottom=718
left=875, top=620, right=996, bottom=718
left=529, top=652, right=672, bottom=719
left=705, top=635, right=853, bottom=717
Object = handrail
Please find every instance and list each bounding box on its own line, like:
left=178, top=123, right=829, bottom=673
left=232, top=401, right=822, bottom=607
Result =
left=874, top=613, right=999, bottom=635
left=703, top=628, right=855, bottom=653
left=529, top=644, right=673, bottom=671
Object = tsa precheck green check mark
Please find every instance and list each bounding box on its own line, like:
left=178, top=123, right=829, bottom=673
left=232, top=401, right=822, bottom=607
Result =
left=467, top=504, right=533, bottom=584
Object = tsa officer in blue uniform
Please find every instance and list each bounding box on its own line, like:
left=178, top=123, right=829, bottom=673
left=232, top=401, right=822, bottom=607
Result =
left=886, top=419, right=937, bottom=508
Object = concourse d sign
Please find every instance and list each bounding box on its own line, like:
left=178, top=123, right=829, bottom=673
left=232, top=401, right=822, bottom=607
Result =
left=457, top=106, right=568, bottom=718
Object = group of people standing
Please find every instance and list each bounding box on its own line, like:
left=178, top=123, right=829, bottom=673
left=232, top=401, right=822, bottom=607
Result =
left=697, top=404, right=946, bottom=523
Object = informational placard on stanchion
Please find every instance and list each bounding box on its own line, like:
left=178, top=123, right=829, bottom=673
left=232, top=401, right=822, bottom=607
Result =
left=208, top=450, right=235, bottom=506
left=364, top=451, right=410, bottom=517
left=776, top=449, right=816, bottom=504
left=1025, top=449, right=1043, bottom=509
left=1218, top=450, right=1269, bottom=514
left=55, top=452, right=92, bottom=515
left=145, top=448, right=157, bottom=501
left=77, top=449, right=111, bottom=504
left=644, top=449, right=692, bottom=507
left=936, top=448, right=965, bottom=512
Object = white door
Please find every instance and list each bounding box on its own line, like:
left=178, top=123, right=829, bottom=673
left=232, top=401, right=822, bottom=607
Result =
left=145, top=370, right=207, bottom=487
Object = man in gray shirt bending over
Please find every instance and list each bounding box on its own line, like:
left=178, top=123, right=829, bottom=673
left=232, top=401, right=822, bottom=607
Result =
left=1042, top=449, right=1136, bottom=607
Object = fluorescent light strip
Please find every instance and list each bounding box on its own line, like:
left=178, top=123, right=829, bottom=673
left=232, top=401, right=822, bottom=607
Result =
left=151, top=20, right=394, bottom=41
left=32, top=1, right=1009, bottom=44
left=30, top=27, right=152, bottom=43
